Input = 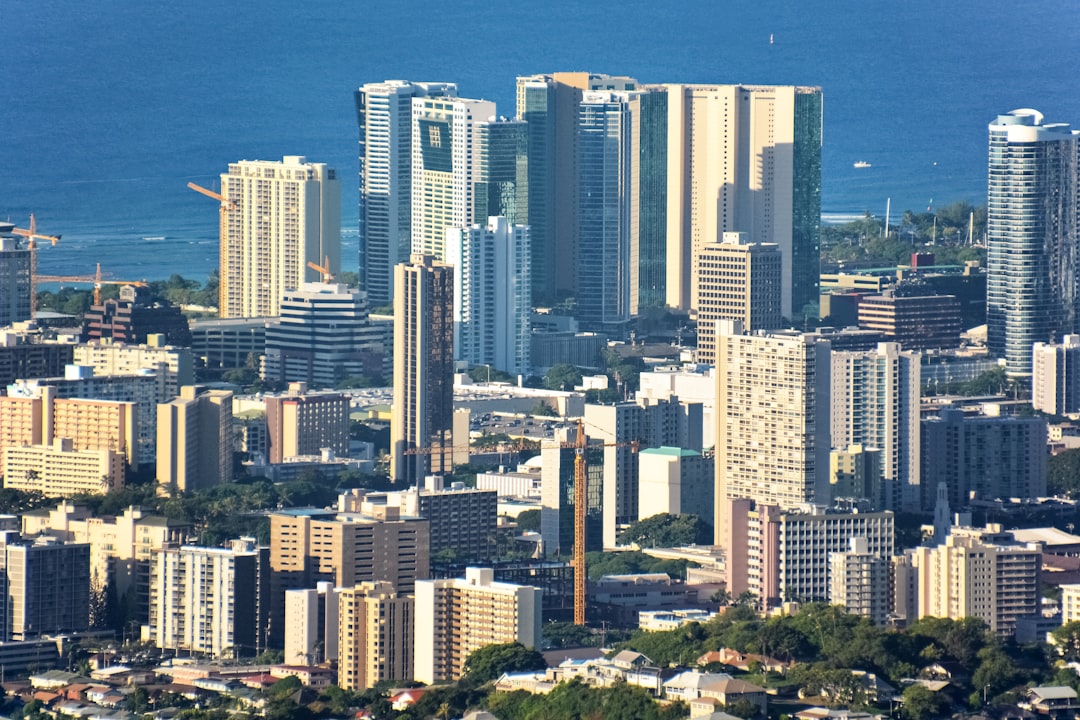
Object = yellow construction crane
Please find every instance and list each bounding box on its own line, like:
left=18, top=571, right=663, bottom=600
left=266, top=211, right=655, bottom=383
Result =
left=37, top=263, right=149, bottom=305
left=306, top=257, right=334, bottom=283
left=404, top=418, right=637, bottom=626
left=187, top=181, right=235, bottom=311
left=11, top=214, right=61, bottom=315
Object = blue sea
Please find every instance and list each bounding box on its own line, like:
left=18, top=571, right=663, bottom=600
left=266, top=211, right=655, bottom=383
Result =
left=3, top=0, right=1079, bottom=282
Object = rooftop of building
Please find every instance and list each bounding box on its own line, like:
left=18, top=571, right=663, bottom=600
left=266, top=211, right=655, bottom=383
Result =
left=640, top=446, right=702, bottom=458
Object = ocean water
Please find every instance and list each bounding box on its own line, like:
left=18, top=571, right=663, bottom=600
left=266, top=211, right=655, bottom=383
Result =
left=3, top=0, right=1079, bottom=282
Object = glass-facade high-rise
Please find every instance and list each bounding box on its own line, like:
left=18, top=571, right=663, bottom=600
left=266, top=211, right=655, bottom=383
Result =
left=636, top=89, right=668, bottom=310
left=356, top=81, right=457, bottom=307
left=578, top=92, right=634, bottom=330
left=792, top=88, right=824, bottom=319
left=473, top=120, right=528, bottom=225
left=987, top=109, right=1080, bottom=376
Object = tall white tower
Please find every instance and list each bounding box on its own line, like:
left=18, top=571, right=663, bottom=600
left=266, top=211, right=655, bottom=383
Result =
left=219, top=156, right=340, bottom=319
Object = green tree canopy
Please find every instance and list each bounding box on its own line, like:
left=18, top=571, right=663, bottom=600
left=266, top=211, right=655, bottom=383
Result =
left=618, top=513, right=713, bottom=547
left=463, top=642, right=546, bottom=683
left=1048, top=449, right=1080, bottom=497
left=901, top=683, right=949, bottom=720
left=544, top=364, right=583, bottom=391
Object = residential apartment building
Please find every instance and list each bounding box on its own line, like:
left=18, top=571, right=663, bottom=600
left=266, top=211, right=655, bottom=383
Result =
left=0, top=532, right=90, bottom=641
left=262, top=282, right=386, bottom=387
left=148, top=538, right=270, bottom=658
left=337, top=581, right=414, bottom=691
left=0, top=387, right=137, bottom=468
left=267, top=498, right=429, bottom=648
left=830, top=343, right=921, bottom=511
left=264, top=384, right=350, bottom=464
left=1062, top=584, right=1080, bottom=625
left=21, top=502, right=186, bottom=624
left=3, top=438, right=124, bottom=496
left=637, top=447, right=714, bottom=522
left=365, top=481, right=497, bottom=561
left=714, top=320, right=832, bottom=543
left=73, top=337, right=194, bottom=402
left=723, top=498, right=894, bottom=610
left=356, top=80, right=458, bottom=306
left=912, top=524, right=1041, bottom=636
left=446, top=216, right=531, bottom=377
left=218, top=156, right=341, bottom=319
left=829, top=536, right=890, bottom=625
left=987, top=109, right=1080, bottom=376
left=1032, top=335, right=1080, bottom=415
left=156, top=385, right=233, bottom=493
left=920, top=407, right=1047, bottom=511
left=414, top=567, right=541, bottom=683
left=665, top=84, right=822, bottom=319
left=284, top=583, right=340, bottom=666
left=9, top=365, right=159, bottom=465
left=391, top=255, right=454, bottom=484
left=694, top=233, right=782, bottom=364
left=515, top=72, right=639, bottom=305
left=0, top=329, right=73, bottom=387
left=411, top=96, right=497, bottom=260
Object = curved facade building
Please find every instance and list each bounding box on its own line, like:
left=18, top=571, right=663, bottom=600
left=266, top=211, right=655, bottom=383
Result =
left=987, top=109, right=1080, bottom=376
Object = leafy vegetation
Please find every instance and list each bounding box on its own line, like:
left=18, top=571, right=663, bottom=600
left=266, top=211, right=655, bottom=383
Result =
left=821, top=201, right=988, bottom=270
left=614, top=604, right=1059, bottom=711
left=922, top=366, right=1014, bottom=397
left=487, top=681, right=687, bottom=720
left=544, top=363, right=583, bottom=391
left=1048, top=449, right=1080, bottom=497
left=618, top=513, right=713, bottom=547
left=585, top=550, right=696, bottom=582
left=462, top=642, right=546, bottom=683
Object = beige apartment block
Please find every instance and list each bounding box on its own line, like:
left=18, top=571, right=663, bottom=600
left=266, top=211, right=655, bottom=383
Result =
left=264, top=384, right=350, bottom=464
left=3, top=439, right=123, bottom=497
left=218, top=156, right=341, bottom=319
left=714, top=320, right=831, bottom=543
left=156, top=385, right=233, bottom=493
left=912, top=524, right=1040, bottom=636
left=694, top=232, right=782, bottom=364
left=21, top=502, right=186, bottom=623
left=414, top=567, right=541, bottom=684
left=267, top=498, right=429, bottom=648
left=337, top=582, right=413, bottom=691
left=73, top=337, right=194, bottom=401
left=0, top=388, right=137, bottom=467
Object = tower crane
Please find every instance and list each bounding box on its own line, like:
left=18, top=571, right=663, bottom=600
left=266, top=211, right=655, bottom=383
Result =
left=11, top=214, right=61, bottom=315
left=306, top=257, right=334, bottom=283
left=187, top=182, right=235, bottom=311
left=37, top=263, right=149, bottom=305
left=404, top=417, right=638, bottom=626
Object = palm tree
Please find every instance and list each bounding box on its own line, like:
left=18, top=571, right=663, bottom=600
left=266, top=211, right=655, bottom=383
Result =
left=437, top=702, right=453, bottom=720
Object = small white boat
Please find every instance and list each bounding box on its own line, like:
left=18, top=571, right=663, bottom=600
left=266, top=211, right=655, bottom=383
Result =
left=143, top=236, right=166, bottom=241
left=853, top=161, right=872, bottom=169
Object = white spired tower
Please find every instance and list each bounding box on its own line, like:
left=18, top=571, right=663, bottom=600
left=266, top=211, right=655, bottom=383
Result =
left=218, top=156, right=341, bottom=319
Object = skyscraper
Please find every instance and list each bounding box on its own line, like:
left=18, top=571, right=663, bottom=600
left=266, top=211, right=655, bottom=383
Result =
left=391, top=255, right=454, bottom=484
left=356, top=81, right=458, bottom=307
left=714, top=320, right=831, bottom=544
left=665, top=84, right=822, bottom=320
left=445, top=216, right=531, bottom=377
left=577, top=91, right=636, bottom=329
left=219, top=156, right=341, bottom=319
left=473, top=119, right=529, bottom=224
left=411, top=96, right=497, bottom=261
left=515, top=73, right=639, bottom=305
left=0, top=224, right=32, bottom=327
left=830, top=342, right=921, bottom=511
left=987, top=109, right=1080, bottom=376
